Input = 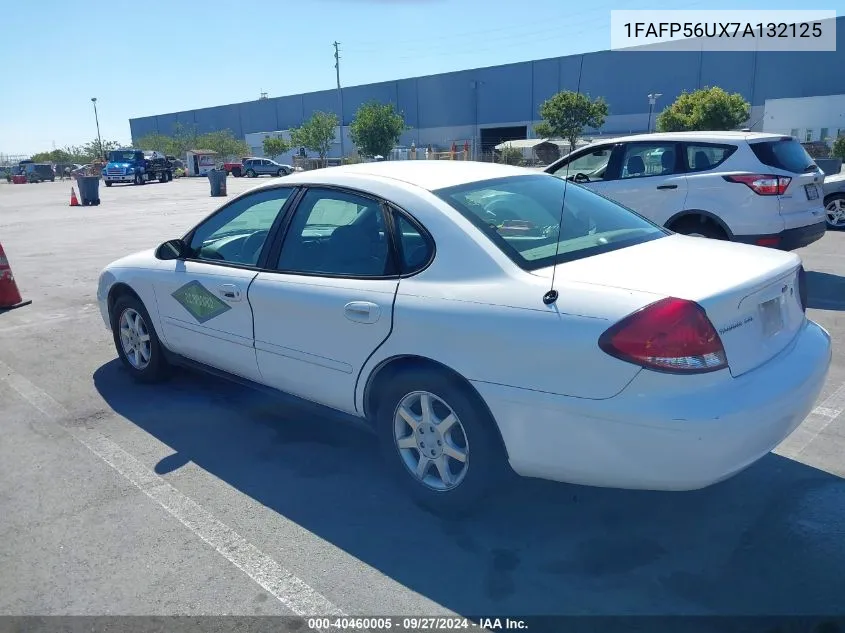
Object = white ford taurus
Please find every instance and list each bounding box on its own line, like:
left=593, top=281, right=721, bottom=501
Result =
left=97, top=161, right=832, bottom=513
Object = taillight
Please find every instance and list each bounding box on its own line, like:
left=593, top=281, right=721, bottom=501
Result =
left=598, top=297, right=728, bottom=374
left=723, top=174, right=791, bottom=195
left=797, top=265, right=807, bottom=312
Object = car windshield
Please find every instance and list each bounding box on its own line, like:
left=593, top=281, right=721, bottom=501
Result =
left=749, top=138, right=816, bottom=173
left=109, top=151, right=140, bottom=162
left=434, top=174, right=667, bottom=270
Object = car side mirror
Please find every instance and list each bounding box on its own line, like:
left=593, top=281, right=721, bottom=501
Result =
left=155, top=238, right=188, bottom=260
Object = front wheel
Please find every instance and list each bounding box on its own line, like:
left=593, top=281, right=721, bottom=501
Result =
left=111, top=294, right=170, bottom=383
left=825, top=193, right=845, bottom=230
left=105, top=181, right=113, bottom=187
left=246, top=169, right=257, bottom=178
left=376, top=368, right=507, bottom=515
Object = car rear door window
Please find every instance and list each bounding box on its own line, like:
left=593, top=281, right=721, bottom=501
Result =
left=683, top=143, right=737, bottom=173
left=749, top=138, right=816, bottom=174
left=277, top=188, right=392, bottom=277
left=619, top=143, right=679, bottom=179
left=392, top=210, right=433, bottom=274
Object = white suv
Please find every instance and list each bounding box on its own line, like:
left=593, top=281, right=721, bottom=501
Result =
left=544, top=131, right=827, bottom=250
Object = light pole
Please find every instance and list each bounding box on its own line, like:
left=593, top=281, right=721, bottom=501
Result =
left=91, top=97, right=104, bottom=160
left=646, top=93, right=662, bottom=133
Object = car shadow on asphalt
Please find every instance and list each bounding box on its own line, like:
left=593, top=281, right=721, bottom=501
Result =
left=806, top=271, right=845, bottom=311
left=93, top=360, right=845, bottom=620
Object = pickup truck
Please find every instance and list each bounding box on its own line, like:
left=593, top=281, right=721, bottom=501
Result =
left=222, top=159, right=245, bottom=177
left=102, top=149, right=173, bottom=186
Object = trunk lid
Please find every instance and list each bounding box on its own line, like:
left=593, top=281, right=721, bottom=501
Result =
left=532, top=234, right=805, bottom=377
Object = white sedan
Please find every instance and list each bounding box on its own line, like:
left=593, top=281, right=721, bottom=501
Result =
left=97, top=161, right=832, bottom=514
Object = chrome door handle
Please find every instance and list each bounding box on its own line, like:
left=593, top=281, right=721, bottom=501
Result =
left=218, top=284, right=241, bottom=301
left=344, top=301, right=380, bottom=324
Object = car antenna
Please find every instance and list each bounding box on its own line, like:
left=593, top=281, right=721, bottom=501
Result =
left=543, top=75, right=584, bottom=306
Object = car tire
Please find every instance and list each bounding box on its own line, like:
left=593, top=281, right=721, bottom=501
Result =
left=134, top=173, right=144, bottom=186
left=824, top=193, right=845, bottom=230
left=375, top=367, right=508, bottom=516
left=111, top=294, right=171, bottom=384
left=246, top=169, right=257, bottom=178
left=232, top=167, right=242, bottom=178
left=670, top=216, right=727, bottom=240
left=158, top=173, right=167, bottom=183
left=105, top=181, right=112, bottom=187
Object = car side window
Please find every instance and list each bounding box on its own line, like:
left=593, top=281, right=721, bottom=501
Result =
left=551, top=146, right=612, bottom=182
left=187, top=188, right=293, bottom=266
left=684, top=143, right=737, bottom=173
left=276, top=188, right=392, bottom=277
left=392, top=209, right=433, bottom=274
left=619, top=143, right=678, bottom=179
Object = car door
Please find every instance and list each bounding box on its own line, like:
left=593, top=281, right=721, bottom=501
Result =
left=249, top=187, right=399, bottom=414
left=592, top=141, right=688, bottom=226
left=151, top=187, right=296, bottom=382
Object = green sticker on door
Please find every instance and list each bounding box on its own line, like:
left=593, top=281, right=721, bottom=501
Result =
left=171, top=280, right=232, bottom=323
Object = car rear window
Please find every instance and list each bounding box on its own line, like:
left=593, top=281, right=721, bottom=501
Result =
left=434, top=174, right=668, bottom=271
left=749, top=138, right=816, bottom=174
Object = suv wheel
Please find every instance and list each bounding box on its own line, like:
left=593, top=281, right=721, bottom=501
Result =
left=246, top=169, right=257, bottom=178
left=825, top=193, right=845, bottom=230
left=670, top=216, right=727, bottom=240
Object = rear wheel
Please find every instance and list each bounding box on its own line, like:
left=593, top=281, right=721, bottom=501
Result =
left=825, top=193, right=845, bottom=230
left=232, top=167, right=242, bottom=177
left=375, top=368, right=507, bottom=516
left=670, top=216, right=727, bottom=240
left=134, top=173, right=144, bottom=185
left=111, top=294, right=170, bottom=383
left=158, top=172, right=167, bottom=183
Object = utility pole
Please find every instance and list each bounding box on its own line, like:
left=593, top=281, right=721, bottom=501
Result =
left=334, top=41, right=345, bottom=160
left=91, top=97, right=104, bottom=160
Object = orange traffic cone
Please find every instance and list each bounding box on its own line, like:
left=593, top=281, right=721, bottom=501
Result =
left=70, top=187, right=79, bottom=207
left=0, top=242, right=32, bottom=310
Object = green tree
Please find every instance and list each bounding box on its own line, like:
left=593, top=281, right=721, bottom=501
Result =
left=136, top=133, right=176, bottom=155
left=535, top=91, right=608, bottom=152
left=831, top=135, right=845, bottom=160
left=656, top=86, right=750, bottom=132
left=349, top=101, right=407, bottom=159
left=30, top=149, right=73, bottom=163
left=262, top=136, right=290, bottom=161
left=290, top=111, right=339, bottom=167
left=195, top=129, right=250, bottom=162
left=498, top=144, right=523, bottom=166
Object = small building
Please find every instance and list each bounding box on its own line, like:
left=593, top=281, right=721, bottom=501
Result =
left=185, top=150, right=218, bottom=177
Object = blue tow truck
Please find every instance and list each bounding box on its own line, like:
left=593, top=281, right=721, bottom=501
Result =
left=102, top=149, right=173, bottom=186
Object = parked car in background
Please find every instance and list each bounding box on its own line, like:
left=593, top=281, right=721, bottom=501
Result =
left=545, top=132, right=827, bottom=251
left=822, top=170, right=845, bottom=229
left=242, top=157, right=293, bottom=178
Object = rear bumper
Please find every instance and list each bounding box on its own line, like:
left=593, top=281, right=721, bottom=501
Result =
left=473, top=319, right=831, bottom=491
left=735, top=220, right=827, bottom=250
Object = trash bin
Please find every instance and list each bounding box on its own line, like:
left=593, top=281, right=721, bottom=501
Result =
left=208, top=169, right=228, bottom=197
left=76, top=175, right=101, bottom=206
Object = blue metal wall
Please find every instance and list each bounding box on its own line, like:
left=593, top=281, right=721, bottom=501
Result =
left=130, top=16, right=845, bottom=142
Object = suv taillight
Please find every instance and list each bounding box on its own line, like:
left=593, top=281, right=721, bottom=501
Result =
left=598, top=298, right=728, bottom=374
left=723, top=174, right=791, bottom=195
left=797, top=265, right=807, bottom=312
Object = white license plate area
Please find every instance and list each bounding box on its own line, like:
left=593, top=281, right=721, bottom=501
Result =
left=760, top=297, right=784, bottom=338
left=805, top=184, right=819, bottom=200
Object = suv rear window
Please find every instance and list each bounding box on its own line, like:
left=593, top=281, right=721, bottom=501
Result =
left=749, top=138, right=815, bottom=174
left=434, top=175, right=667, bottom=271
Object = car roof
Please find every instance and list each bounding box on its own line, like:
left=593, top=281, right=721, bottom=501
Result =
left=589, top=131, right=788, bottom=145
left=265, top=160, right=534, bottom=192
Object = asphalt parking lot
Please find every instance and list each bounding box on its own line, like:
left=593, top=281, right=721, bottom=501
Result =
left=1, top=176, right=845, bottom=621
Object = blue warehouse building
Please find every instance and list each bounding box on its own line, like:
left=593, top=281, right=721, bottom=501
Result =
left=130, top=16, right=845, bottom=160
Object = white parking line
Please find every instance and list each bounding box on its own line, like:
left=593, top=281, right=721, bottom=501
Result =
left=778, top=382, right=845, bottom=457
left=0, top=359, right=346, bottom=623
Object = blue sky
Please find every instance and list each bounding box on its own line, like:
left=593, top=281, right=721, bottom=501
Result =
left=0, top=0, right=838, bottom=155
